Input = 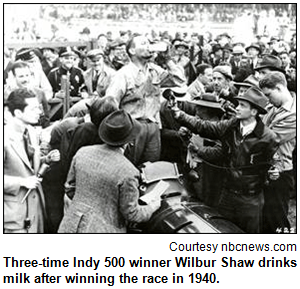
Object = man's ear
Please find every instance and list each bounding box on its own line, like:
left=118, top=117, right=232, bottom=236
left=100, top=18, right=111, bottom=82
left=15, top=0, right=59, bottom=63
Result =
left=13, top=109, right=23, bottom=118
left=276, top=84, right=283, bottom=92
left=128, top=47, right=135, bottom=56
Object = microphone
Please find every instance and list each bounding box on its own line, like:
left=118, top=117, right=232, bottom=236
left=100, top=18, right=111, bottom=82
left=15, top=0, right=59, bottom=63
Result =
left=21, top=163, right=50, bottom=203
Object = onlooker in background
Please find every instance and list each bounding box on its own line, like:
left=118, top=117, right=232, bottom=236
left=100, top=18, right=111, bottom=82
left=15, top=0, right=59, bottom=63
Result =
left=245, top=42, right=261, bottom=73
left=230, top=45, right=246, bottom=76
left=15, top=48, right=53, bottom=101
left=41, top=47, right=60, bottom=76
left=209, top=43, right=223, bottom=67
left=84, top=49, right=116, bottom=97
left=254, top=54, right=285, bottom=81
left=5, top=61, right=50, bottom=128
left=188, top=63, right=213, bottom=99
left=105, top=37, right=129, bottom=70
left=97, top=33, right=108, bottom=51
left=48, top=47, right=85, bottom=98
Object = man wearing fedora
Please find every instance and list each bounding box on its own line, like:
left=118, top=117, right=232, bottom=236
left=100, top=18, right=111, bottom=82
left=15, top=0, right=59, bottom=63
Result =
left=254, top=54, right=285, bottom=81
left=58, top=110, right=160, bottom=233
left=172, top=87, right=279, bottom=233
left=245, top=42, right=261, bottom=73
left=259, top=71, right=296, bottom=233
left=233, top=74, right=259, bottom=98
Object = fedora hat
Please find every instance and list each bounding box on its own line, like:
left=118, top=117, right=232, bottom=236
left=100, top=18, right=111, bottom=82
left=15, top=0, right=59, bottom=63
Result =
left=174, top=40, right=189, bottom=49
left=254, top=54, right=285, bottom=72
left=234, top=86, right=268, bottom=114
left=245, top=42, right=261, bottom=54
left=222, top=43, right=233, bottom=52
left=233, top=74, right=259, bottom=88
left=232, top=45, right=245, bottom=55
left=212, top=43, right=222, bottom=54
left=188, top=93, right=224, bottom=111
left=98, top=110, right=141, bottom=146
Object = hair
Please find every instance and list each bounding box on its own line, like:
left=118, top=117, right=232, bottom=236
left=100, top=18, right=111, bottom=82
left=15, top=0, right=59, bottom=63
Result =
left=88, top=96, right=118, bottom=128
left=278, top=50, right=289, bottom=56
left=196, top=63, right=212, bottom=76
left=7, top=88, right=36, bottom=116
left=125, top=34, right=142, bottom=57
left=97, top=33, right=107, bottom=39
left=259, top=71, right=287, bottom=89
left=11, top=61, right=30, bottom=75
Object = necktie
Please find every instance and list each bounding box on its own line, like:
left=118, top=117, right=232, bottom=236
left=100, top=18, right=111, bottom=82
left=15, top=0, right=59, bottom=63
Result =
left=23, top=128, right=35, bottom=163
left=92, top=71, right=99, bottom=92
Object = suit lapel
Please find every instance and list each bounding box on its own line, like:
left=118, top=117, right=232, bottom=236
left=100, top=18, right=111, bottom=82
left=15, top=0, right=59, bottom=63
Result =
left=10, top=137, right=34, bottom=172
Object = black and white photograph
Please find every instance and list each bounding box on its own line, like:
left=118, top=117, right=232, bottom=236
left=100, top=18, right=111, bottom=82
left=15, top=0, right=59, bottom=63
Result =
left=3, top=3, right=297, bottom=234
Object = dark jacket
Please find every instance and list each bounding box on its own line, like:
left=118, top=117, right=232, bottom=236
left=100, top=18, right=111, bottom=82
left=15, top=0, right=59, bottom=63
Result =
left=177, top=112, right=279, bottom=192
left=160, top=100, right=195, bottom=163
left=47, top=66, right=84, bottom=97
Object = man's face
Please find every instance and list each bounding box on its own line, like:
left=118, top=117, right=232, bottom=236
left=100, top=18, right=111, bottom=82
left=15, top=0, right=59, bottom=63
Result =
left=247, top=47, right=259, bottom=58
left=215, top=49, right=223, bottom=58
left=97, top=36, right=108, bottom=50
left=213, top=72, right=228, bottom=93
left=132, top=36, right=152, bottom=60
left=89, top=55, right=104, bottom=71
left=60, top=55, right=75, bottom=70
left=233, top=53, right=243, bottom=62
left=176, top=45, right=187, bottom=56
left=114, top=45, right=126, bottom=59
left=219, top=36, right=229, bottom=47
left=200, top=67, right=213, bottom=85
left=261, top=87, right=282, bottom=108
left=18, top=98, right=41, bottom=125
left=237, top=86, right=249, bottom=97
left=236, top=100, right=255, bottom=120
left=14, top=67, right=32, bottom=88
left=43, top=49, right=58, bottom=62
left=223, top=49, right=231, bottom=60
left=279, top=53, right=290, bottom=68
left=257, top=68, right=272, bottom=80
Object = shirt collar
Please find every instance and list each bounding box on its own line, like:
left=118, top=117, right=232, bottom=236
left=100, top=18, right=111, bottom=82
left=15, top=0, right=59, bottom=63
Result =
left=281, top=97, right=293, bottom=112
left=240, top=120, right=257, bottom=136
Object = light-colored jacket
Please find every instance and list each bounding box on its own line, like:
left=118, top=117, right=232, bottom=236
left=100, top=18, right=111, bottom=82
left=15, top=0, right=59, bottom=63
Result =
left=4, top=124, right=46, bottom=233
left=83, top=65, right=116, bottom=97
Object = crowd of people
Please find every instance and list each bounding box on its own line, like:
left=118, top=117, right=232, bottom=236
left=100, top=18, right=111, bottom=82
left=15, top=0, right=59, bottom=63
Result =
left=5, top=4, right=295, bottom=43
left=4, top=7, right=296, bottom=234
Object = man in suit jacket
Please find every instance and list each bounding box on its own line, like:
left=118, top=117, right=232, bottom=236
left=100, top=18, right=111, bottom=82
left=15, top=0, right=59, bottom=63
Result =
left=4, top=88, right=60, bottom=233
left=4, top=89, right=46, bottom=233
left=83, top=49, right=116, bottom=97
left=58, top=110, right=160, bottom=233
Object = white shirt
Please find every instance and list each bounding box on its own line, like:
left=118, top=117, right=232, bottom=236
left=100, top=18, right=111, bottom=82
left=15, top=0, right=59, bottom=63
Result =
left=240, top=120, right=257, bottom=136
